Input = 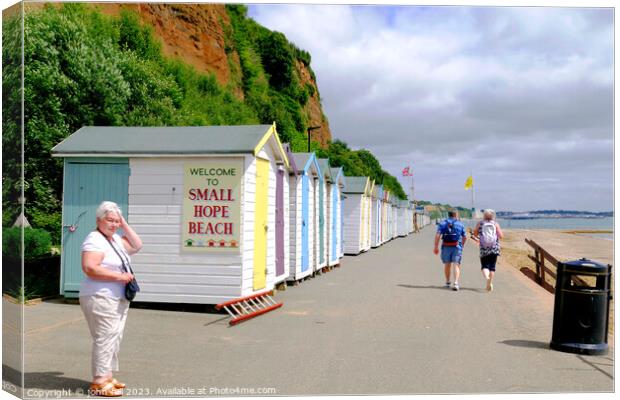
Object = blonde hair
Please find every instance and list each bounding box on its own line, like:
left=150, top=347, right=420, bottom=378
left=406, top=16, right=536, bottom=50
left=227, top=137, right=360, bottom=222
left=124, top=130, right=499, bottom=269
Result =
left=483, top=209, right=495, bottom=221
left=96, top=201, right=122, bottom=220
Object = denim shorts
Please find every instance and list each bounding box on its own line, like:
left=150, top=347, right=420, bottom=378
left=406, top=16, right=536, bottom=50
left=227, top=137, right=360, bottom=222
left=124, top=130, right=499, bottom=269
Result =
left=441, top=246, right=462, bottom=264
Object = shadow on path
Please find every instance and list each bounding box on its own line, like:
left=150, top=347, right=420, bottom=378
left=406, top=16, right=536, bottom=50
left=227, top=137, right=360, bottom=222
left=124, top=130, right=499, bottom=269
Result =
left=3, top=364, right=91, bottom=391
left=499, top=339, right=550, bottom=350
left=519, top=268, right=555, bottom=294
left=498, top=341, right=614, bottom=380
left=203, top=316, right=230, bottom=327
left=397, top=284, right=486, bottom=293
left=577, top=355, right=614, bottom=380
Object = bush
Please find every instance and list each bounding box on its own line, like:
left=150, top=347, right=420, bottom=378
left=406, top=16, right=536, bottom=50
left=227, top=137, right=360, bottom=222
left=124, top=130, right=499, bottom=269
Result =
left=3, top=227, right=52, bottom=260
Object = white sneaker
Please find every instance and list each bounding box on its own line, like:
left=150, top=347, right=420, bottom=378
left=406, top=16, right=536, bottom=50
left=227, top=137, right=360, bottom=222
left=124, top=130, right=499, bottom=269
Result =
left=452, top=283, right=460, bottom=291
left=445, top=281, right=451, bottom=288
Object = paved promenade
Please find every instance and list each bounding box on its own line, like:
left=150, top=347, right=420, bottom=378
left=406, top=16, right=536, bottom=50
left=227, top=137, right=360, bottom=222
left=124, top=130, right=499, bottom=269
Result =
left=4, top=227, right=614, bottom=397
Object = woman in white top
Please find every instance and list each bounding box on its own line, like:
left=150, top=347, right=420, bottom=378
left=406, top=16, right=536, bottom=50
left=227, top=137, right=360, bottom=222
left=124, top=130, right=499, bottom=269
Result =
left=80, top=201, right=142, bottom=397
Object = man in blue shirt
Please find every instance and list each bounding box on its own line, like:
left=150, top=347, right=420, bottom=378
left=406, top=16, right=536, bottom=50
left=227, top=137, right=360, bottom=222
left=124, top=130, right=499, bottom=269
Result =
left=433, top=210, right=467, bottom=291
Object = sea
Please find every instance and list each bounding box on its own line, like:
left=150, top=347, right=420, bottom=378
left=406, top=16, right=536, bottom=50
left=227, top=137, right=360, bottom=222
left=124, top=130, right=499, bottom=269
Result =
left=462, top=217, right=614, bottom=240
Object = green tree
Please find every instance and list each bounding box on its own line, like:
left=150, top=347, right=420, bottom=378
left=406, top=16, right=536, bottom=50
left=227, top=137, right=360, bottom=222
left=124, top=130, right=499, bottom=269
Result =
left=2, top=12, right=23, bottom=227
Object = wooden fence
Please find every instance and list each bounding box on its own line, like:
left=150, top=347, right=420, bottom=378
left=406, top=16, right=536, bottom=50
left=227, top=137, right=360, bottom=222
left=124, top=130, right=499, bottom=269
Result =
left=525, top=238, right=587, bottom=289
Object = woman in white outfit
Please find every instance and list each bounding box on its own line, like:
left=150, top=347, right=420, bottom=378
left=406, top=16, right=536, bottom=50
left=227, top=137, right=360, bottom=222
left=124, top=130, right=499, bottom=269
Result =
left=80, top=201, right=142, bottom=397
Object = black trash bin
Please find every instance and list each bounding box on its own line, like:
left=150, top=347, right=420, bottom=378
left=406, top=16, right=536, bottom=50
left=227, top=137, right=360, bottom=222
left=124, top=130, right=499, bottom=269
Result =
left=550, top=258, right=612, bottom=355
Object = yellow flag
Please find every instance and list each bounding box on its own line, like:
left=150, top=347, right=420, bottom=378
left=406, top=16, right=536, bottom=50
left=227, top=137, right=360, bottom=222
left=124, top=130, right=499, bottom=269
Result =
left=464, top=175, right=473, bottom=190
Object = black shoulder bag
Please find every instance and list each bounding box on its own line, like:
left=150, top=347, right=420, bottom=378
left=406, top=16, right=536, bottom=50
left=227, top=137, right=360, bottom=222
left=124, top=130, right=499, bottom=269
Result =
left=98, top=229, right=140, bottom=301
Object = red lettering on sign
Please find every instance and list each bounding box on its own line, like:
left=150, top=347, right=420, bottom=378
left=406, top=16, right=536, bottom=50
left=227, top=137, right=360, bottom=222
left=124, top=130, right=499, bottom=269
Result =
left=187, top=222, right=234, bottom=235
left=187, top=188, right=235, bottom=202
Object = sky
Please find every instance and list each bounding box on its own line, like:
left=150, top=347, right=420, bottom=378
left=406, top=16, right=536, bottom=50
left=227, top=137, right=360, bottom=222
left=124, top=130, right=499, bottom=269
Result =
left=248, top=3, right=614, bottom=212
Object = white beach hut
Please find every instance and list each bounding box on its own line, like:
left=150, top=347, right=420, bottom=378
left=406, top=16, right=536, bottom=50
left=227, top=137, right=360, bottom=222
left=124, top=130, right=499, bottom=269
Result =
left=397, top=199, right=409, bottom=237
left=342, top=176, right=371, bottom=255
left=329, top=167, right=345, bottom=266
left=53, top=124, right=291, bottom=304
left=370, top=184, right=383, bottom=248
left=408, top=201, right=415, bottom=234
left=380, top=190, right=390, bottom=244
left=391, top=198, right=398, bottom=239
left=318, top=158, right=334, bottom=266
left=362, top=179, right=374, bottom=252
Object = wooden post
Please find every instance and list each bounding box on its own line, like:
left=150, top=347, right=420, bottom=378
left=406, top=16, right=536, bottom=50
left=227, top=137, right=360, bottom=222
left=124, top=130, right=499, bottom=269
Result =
left=534, top=249, right=541, bottom=283
left=539, top=251, right=546, bottom=285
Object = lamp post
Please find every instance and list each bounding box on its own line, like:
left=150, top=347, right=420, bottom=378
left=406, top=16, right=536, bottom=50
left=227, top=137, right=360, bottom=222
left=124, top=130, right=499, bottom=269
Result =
left=307, top=125, right=321, bottom=152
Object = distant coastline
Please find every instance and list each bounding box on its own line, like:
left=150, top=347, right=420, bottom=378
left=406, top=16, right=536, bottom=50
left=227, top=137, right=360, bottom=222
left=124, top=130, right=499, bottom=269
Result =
left=501, top=215, right=610, bottom=220
left=492, top=216, right=613, bottom=237
left=497, top=210, right=613, bottom=220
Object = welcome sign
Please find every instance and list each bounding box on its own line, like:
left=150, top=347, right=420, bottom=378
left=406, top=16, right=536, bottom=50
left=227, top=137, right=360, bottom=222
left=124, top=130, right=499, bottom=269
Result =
left=182, top=159, right=243, bottom=252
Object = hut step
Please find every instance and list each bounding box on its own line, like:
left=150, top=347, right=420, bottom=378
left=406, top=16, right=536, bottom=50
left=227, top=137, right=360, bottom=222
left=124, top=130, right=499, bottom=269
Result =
left=215, top=290, right=283, bottom=326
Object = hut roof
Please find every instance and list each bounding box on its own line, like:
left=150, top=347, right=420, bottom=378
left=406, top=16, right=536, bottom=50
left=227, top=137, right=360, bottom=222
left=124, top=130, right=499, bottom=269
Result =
left=330, top=167, right=346, bottom=188
left=52, top=124, right=289, bottom=166
left=372, top=184, right=383, bottom=199
left=291, top=152, right=320, bottom=177
left=317, top=159, right=332, bottom=182
left=282, top=143, right=298, bottom=173
left=343, top=176, right=369, bottom=194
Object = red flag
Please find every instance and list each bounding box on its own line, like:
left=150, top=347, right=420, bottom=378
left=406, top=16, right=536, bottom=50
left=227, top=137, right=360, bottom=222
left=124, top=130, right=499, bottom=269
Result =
left=402, top=166, right=413, bottom=177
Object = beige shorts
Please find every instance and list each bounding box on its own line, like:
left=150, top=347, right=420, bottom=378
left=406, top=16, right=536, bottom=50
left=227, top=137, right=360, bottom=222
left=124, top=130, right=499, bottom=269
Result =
left=80, top=294, right=130, bottom=377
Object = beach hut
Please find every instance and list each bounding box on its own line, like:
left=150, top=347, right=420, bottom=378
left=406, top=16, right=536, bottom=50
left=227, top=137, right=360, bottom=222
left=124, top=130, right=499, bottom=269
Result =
left=361, top=179, right=374, bottom=252
left=370, top=184, right=383, bottom=248
left=329, top=167, right=345, bottom=266
left=407, top=201, right=415, bottom=233
left=340, top=191, right=346, bottom=258
left=383, top=192, right=391, bottom=243
left=386, top=197, right=394, bottom=241
left=391, top=198, right=398, bottom=239
left=288, top=152, right=321, bottom=281
left=380, top=189, right=390, bottom=244
left=317, top=159, right=334, bottom=269
left=343, top=176, right=370, bottom=255
left=397, top=200, right=409, bottom=237
left=303, top=154, right=325, bottom=273
left=53, top=124, right=291, bottom=304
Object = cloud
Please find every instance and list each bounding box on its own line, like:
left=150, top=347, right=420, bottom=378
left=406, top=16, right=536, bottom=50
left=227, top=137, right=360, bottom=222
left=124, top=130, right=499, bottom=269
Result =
left=249, top=5, right=614, bottom=211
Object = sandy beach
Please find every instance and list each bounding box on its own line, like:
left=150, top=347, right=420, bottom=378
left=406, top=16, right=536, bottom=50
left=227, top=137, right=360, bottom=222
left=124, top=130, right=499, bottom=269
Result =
left=499, top=228, right=614, bottom=339
left=500, top=229, right=613, bottom=267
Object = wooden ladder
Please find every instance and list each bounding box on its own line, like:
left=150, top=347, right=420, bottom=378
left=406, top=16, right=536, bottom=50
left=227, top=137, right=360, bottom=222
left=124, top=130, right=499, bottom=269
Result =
left=215, top=290, right=283, bottom=325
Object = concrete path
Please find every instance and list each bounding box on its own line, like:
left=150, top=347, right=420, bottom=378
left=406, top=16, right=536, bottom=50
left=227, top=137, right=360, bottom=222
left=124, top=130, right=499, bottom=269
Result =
left=4, top=227, right=614, bottom=397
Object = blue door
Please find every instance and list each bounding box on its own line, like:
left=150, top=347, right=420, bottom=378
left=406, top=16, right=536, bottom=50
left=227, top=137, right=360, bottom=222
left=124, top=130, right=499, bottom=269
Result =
left=60, top=159, right=129, bottom=297
left=301, top=173, right=309, bottom=272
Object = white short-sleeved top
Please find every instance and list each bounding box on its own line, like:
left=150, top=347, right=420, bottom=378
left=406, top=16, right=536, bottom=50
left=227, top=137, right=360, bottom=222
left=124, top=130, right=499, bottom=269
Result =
left=79, top=231, right=130, bottom=299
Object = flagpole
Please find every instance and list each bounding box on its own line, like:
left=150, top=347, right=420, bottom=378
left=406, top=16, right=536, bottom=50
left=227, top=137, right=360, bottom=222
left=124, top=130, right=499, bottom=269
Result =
left=471, top=170, right=475, bottom=215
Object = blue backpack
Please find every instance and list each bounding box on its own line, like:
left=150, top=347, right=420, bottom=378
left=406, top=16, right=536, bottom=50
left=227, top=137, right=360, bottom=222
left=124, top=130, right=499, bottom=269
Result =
left=441, top=219, right=460, bottom=245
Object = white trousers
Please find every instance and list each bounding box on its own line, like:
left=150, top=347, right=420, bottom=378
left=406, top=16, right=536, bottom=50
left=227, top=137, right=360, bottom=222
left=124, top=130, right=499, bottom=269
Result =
left=80, top=294, right=130, bottom=378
